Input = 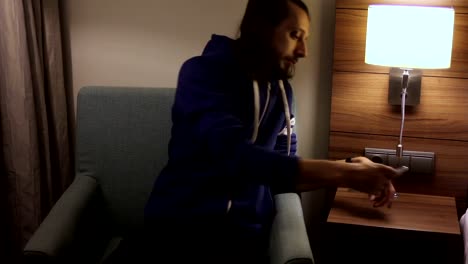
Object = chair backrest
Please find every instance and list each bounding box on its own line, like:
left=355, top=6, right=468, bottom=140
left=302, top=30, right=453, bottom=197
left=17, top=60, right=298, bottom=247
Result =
left=76, top=86, right=175, bottom=235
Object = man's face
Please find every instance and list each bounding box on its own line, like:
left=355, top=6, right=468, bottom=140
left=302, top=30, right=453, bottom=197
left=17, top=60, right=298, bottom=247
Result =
left=272, top=2, right=310, bottom=79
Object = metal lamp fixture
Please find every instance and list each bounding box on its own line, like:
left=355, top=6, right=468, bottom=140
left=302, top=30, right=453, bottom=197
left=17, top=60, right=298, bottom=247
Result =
left=364, top=4, right=455, bottom=162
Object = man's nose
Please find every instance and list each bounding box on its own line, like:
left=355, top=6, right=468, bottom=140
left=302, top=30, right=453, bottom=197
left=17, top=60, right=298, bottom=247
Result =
left=295, top=41, right=307, bottom=58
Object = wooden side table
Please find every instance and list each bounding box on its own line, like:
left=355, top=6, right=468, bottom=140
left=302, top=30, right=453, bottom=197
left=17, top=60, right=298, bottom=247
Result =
left=317, top=188, right=464, bottom=264
left=328, top=187, right=461, bottom=234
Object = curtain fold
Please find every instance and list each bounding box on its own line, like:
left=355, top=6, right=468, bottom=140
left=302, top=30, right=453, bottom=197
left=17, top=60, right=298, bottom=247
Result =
left=0, top=0, right=74, bottom=262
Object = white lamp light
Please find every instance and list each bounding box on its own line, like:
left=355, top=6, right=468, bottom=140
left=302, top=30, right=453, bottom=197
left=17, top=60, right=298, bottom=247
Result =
left=364, top=4, right=455, bottom=162
left=366, top=5, right=455, bottom=70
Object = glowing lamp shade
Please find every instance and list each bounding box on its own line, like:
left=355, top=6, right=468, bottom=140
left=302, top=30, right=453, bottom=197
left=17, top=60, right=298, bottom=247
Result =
left=365, top=5, right=455, bottom=69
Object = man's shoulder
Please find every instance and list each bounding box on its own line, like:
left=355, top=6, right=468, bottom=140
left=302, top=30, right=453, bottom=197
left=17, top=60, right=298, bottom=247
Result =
left=179, top=56, right=218, bottom=77
left=181, top=55, right=211, bottom=69
left=179, top=55, right=238, bottom=79
left=181, top=35, right=238, bottom=70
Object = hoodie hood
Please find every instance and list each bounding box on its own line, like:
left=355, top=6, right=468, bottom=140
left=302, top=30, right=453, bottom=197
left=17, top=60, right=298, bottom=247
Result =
left=202, top=34, right=237, bottom=60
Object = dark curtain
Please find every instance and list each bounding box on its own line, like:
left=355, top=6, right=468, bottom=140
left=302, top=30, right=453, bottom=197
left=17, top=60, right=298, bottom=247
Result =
left=0, top=0, right=74, bottom=262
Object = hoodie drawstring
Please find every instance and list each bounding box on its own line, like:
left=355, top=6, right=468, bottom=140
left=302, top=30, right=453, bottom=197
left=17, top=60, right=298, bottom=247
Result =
left=278, top=80, right=291, bottom=156
left=252, top=81, right=260, bottom=144
left=252, top=80, right=291, bottom=156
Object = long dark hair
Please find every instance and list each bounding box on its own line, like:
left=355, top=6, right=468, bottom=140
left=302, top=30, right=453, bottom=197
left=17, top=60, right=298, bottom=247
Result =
left=235, top=0, right=309, bottom=81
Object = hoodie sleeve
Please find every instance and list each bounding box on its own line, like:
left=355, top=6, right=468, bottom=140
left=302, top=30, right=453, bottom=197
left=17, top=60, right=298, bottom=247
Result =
left=175, top=57, right=298, bottom=194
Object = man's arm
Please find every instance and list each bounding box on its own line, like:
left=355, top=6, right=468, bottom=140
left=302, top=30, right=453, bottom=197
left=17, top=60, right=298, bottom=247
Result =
left=177, top=57, right=404, bottom=206
left=296, top=157, right=405, bottom=207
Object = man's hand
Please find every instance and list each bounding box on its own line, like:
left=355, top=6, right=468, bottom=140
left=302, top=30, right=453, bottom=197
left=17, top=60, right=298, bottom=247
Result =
left=369, top=181, right=396, bottom=208
left=344, top=157, right=407, bottom=208
left=296, top=157, right=408, bottom=207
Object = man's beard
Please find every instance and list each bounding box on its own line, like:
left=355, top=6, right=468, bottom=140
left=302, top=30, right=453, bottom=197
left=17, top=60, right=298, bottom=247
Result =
left=271, top=60, right=296, bottom=80
left=283, top=63, right=296, bottom=79
left=248, top=48, right=296, bottom=81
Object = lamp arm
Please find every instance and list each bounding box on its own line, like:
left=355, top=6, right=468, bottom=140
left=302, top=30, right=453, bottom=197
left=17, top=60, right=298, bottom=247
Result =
left=396, top=70, right=410, bottom=164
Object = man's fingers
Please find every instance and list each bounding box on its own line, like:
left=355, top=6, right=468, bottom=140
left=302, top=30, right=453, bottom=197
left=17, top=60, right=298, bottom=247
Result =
left=386, top=165, right=409, bottom=179
left=372, top=182, right=397, bottom=208
left=395, top=166, right=409, bottom=175
left=387, top=183, right=397, bottom=208
left=373, top=187, right=390, bottom=207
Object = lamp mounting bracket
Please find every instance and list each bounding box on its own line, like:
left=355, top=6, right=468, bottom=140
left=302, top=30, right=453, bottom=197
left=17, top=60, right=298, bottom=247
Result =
left=388, top=68, right=422, bottom=106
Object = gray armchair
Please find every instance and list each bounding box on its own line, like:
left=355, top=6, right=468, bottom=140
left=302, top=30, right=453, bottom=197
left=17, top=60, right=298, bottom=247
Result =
left=23, top=86, right=314, bottom=264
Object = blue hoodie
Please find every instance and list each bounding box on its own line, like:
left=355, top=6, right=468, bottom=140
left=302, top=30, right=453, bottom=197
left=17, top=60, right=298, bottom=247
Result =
left=144, top=34, right=299, bottom=245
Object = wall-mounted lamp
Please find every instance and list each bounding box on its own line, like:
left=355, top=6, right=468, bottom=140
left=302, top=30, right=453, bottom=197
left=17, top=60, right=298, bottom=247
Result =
left=364, top=4, right=455, bottom=162
left=365, top=5, right=455, bottom=106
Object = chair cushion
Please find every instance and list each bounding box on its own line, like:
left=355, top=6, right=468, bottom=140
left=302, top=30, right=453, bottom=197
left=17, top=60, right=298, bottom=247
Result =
left=76, top=86, right=175, bottom=234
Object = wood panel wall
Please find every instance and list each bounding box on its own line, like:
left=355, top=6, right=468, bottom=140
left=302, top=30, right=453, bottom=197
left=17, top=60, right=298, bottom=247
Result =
left=329, top=1, right=468, bottom=216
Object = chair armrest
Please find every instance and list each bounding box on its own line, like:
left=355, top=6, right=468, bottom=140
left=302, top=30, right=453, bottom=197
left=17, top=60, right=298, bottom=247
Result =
left=269, top=193, right=314, bottom=264
left=23, top=175, right=99, bottom=259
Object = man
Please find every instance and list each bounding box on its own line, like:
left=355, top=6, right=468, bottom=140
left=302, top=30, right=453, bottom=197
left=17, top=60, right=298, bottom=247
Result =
left=143, top=0, right=404, bottom=263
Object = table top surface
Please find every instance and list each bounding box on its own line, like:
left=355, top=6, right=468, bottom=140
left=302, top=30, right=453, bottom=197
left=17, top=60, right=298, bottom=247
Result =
left=327, top=188, right=461, bottom=235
